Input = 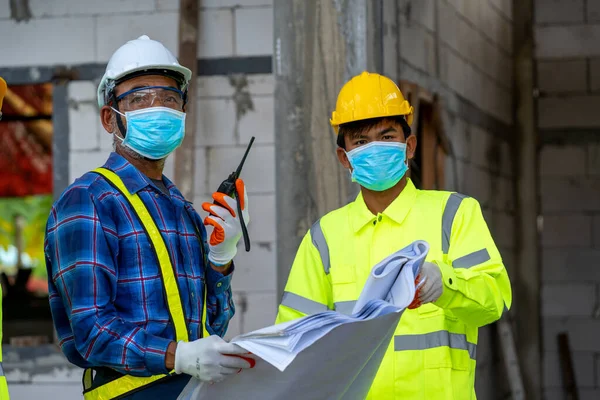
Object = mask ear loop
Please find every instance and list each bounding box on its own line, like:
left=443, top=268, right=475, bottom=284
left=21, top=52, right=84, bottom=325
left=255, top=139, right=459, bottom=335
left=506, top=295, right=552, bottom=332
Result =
left=112, top=91, right=127, bottom=138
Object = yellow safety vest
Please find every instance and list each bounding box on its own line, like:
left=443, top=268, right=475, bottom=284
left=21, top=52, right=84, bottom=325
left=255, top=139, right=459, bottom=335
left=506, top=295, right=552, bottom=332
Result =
left=82, top=168, right=210, bottom=400
left=0, top=285, right=9, bottom=400
left=277, top=179, right=512, bottom=399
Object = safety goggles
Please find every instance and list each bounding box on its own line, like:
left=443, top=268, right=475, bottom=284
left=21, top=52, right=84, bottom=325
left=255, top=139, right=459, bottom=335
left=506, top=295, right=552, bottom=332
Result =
left=115, top=86, right=185, bottom=111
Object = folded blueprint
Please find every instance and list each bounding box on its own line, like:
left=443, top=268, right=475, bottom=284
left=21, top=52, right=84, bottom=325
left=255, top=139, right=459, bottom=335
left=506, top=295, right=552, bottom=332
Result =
left=177, top=240, right=430, bottom=400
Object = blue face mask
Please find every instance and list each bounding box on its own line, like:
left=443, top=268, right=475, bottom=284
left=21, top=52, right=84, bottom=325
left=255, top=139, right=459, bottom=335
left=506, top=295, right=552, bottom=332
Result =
left=113, top=106, right=186, bottom=160
left=345, top=141, right=409, bottom=191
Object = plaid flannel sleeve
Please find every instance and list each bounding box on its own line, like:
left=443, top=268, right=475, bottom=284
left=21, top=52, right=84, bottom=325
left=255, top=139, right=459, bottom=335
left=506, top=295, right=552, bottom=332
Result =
left=190, top=207, right=236, bottom=337
left=46, top=186, right=172, bottom=376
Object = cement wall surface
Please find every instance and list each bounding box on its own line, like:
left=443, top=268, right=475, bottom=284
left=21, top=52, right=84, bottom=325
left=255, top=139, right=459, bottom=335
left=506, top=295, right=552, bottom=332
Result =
left=535, top=0, right=600, bottom=398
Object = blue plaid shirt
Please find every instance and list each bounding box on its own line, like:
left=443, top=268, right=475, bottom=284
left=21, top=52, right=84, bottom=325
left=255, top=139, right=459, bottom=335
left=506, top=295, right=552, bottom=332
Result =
left=45, top=153, right=235, bottom=376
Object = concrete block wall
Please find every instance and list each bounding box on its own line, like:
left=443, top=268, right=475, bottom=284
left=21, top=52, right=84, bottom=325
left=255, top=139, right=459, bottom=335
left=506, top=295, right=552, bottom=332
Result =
left=536, top=0, right=600, bottom=129
left=390, top=1, right=515, bottom=398
left=535, top=0, right=600, bottom=398
left=192, top=73, right=277, bottom=340
left=540, top=145, right=600, bottom=399
left=0, top=0, right=273, bottom=66
left=398, top=0, right=513, bottom=124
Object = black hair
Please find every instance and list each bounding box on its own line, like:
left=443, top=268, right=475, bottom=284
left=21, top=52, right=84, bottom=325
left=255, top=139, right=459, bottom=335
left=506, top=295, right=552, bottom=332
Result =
left=336, top=116, right=412, bottom=150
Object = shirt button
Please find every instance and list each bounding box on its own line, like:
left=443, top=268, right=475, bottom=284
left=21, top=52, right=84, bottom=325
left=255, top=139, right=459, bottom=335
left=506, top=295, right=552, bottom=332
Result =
left=378, top=215, right=382, bottom=222
left=372, top=220, right=376, bottom=226
left=217, top=282, right=222, bottom=288
left=191, top=292, right=195, bottom=298
left=449, top=278, right=453, bottom=285
left=155, top=193, right=159, bottom=198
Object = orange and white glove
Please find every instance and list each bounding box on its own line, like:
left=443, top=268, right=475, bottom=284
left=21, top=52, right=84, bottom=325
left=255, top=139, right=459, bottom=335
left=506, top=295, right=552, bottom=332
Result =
left=202, top=179, right=249, bottom=266
left=408, top=262, right=443, bottom=309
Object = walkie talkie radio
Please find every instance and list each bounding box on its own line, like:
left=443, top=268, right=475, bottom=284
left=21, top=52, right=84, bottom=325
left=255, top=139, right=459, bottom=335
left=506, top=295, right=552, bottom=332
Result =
left=215, top=136, right=255, bottom=252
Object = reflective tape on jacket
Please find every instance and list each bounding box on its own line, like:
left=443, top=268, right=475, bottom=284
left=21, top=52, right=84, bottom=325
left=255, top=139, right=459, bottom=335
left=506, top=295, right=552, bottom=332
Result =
left=442, top=193, right=467, bottom=254
left=394, top=331, right=477, bottom=360
left=310, top=219, right=331, bottom=275
left=281, top=292, right=358, bottom=316
left=281, top=291, right=330, bottom=314
left=452, top=249, right=491, bottom=269
left=82, top=168, right=209, bottom=400
left=334, top=301, right=357, bottom=315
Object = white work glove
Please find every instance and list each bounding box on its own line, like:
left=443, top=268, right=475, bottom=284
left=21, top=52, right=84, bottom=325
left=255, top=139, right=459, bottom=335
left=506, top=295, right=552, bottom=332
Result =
left=174, top=335, right=256, bottom=382
left=202, top=179, right=250, bottom=266
left=408, top=261, right=443, bottom=309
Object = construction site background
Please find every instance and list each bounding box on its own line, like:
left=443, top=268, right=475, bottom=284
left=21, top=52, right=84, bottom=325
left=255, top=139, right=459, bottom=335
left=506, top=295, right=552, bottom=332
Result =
left=0, top=1, right=598, bottom=399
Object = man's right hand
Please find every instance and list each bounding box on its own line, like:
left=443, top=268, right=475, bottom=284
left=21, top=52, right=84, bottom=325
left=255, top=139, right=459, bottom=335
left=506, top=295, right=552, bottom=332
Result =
left=174, top=335, right=256, bottom=382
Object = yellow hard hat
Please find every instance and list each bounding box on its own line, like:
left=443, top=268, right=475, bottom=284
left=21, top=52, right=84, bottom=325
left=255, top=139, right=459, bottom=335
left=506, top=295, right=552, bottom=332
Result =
left=330, top=71, right=414, bottom=134
left=0, top=77, right=6, bottom=112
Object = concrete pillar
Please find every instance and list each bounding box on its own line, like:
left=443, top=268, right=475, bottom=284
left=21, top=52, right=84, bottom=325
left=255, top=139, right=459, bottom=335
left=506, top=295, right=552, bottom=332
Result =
left=273, top=0, right=381, bottom=298
left=174, top=0, right=199, bottom=200
left=513, top=0, right=542, bottom=398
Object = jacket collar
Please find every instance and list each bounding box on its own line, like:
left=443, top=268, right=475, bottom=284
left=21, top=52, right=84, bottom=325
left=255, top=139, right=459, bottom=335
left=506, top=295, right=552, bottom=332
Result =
left=350, top=178, right=418, bottom=233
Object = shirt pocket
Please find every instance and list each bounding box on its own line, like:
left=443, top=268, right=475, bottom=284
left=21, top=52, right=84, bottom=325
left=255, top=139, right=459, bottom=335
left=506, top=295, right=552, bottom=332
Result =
left=330, top=264, right=358, bottom=304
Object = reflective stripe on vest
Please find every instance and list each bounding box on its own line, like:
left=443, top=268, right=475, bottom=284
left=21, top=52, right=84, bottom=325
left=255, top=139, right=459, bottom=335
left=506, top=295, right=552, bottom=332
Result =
left=82, top=167, right=209, bottom=400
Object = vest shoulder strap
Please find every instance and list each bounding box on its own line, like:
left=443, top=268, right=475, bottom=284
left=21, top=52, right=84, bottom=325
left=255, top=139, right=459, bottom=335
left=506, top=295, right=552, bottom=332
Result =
left=92, top=167, right=189, bottom=342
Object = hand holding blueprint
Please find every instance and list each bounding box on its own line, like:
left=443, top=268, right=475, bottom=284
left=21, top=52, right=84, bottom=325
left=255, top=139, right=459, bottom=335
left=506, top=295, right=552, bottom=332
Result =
left=178, top=240, right=430, bottom=400
left=353, top=240, right=428, bottom=313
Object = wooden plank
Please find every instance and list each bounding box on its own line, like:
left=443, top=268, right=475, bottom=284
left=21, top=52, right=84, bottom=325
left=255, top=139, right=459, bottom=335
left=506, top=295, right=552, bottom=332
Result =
left=498, top=319, right=526, bottom=400
left=174, top=0, right=199, bottom=200
left=558, top=333, right=579, bottom=400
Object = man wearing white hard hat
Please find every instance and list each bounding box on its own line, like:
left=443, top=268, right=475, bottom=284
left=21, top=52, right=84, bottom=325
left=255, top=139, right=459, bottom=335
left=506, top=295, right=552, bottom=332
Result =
left=45, top=35, right=255, bottom=400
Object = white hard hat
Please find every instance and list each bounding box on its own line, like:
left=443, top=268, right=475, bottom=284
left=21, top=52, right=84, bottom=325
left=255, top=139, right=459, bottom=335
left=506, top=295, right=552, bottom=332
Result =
left=97, top=35, right=192, bottom=108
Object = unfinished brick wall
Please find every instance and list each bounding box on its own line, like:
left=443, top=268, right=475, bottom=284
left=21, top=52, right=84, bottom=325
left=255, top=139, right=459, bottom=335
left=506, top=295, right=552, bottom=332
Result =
left=383, top=0, right=515, bottom=397
left=536, top=1, right=600, bottom=398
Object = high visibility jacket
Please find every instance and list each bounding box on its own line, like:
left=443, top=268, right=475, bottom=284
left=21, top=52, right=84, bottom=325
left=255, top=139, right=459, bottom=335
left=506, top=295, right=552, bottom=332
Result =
left=82, top=168, right=210, bottom=400
left=277, top=179, right=512, bottom=399
left=0, top=286, right=9, bottom=400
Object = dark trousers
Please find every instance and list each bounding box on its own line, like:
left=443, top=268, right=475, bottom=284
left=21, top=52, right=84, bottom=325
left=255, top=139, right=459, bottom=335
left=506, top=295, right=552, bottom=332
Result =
left=120, top=374, right=191, bottom=400
left=93, top=369, right=191, bottom=400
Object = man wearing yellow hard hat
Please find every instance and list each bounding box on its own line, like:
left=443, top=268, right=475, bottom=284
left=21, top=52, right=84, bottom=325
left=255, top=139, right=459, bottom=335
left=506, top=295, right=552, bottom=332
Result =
left=276, top=71, right=512, bottom=399
left=0, top=76, right=11, bottom=400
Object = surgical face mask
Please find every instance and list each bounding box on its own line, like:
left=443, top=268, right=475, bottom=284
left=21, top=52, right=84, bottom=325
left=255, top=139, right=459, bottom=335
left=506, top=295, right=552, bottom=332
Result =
left=113, top=106, right=186, bottom=160
left=345, top=141, right=409, bottom=192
